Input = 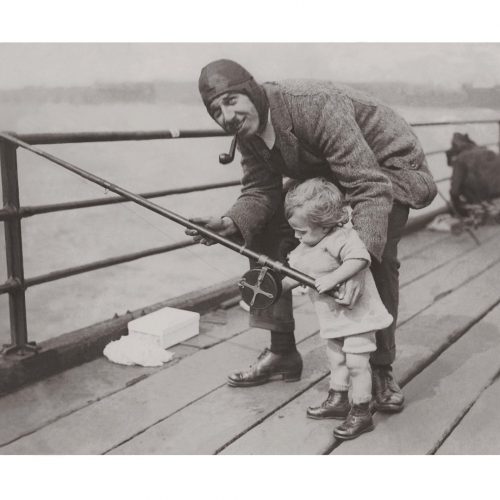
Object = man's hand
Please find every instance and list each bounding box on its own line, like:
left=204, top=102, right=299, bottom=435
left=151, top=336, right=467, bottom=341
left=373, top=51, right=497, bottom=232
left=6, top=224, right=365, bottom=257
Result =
left=332, top=268, right=366, bottom=308
left=185, top=216, right=238, bottom=246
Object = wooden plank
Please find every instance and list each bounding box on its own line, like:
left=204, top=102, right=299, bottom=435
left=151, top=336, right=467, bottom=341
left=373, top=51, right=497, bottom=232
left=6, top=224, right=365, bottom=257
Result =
left=0, top=297, right=257, bottom=446
left=193, top=307, right=250, bottom=344
left=332, top=304, right=500, bottom=455
left=109, top=335, right=327, bottom=454
left=0, top=293, right=314, bottom=450
left=398, top=230, right=500, bottom=324
left=0, top=357, right=171, bottom=448
left=112, top=231, right=500, bottom=455
left=436, top=375, right=500, bottom=454
left=219, top=261, right=500, bottom=454
left=0, top=303, right=256, bottom=446
left=398, top=229, right=449, bottom=260
left=394, top=260, right=500, bottom=388
left=0, top=306, right=320, bottom=454
left=0, top=342, right=264, bottom=454
left=3, top=226, right=499, bottom=455
left=399, top=225, right=500, bottom=286
left=219, top=377, right=336, bottom=455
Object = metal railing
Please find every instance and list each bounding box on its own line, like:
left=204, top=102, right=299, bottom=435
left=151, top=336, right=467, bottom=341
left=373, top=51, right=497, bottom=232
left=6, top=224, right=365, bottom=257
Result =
left=1, top=119, right=500, bottom=355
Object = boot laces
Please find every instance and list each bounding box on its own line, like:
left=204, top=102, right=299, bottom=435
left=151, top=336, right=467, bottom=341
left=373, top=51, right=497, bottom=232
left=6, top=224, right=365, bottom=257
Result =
left=322, top=392, right=336, bottom=407
left=257, top=348, right=271, bottom=361
left=381, top=369, right=399, bottom=392
left=235, top=349, right=270, bottom=378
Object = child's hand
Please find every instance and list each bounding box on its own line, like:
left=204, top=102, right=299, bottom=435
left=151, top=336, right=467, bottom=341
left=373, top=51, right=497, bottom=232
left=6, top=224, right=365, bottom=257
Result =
left=315, top=275, right=340, bottom=294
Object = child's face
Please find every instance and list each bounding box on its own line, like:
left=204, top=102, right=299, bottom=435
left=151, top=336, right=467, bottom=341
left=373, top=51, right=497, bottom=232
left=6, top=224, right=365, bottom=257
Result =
left=288, top=209, right=329, bottom=246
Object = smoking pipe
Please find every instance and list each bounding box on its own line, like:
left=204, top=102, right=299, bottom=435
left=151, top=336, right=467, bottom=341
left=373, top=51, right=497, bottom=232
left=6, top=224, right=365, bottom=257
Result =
left=219, top=135, right=237, bottom=164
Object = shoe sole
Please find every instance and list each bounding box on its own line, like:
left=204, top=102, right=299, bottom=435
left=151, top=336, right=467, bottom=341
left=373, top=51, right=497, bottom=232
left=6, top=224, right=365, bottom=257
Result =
left=374, top=403, right=404, bottom=413
left=307, top=414, right=347, bottom=421
left=333, top=423, right=375, bottom=441
left=227, top=372, right=302, bottom=388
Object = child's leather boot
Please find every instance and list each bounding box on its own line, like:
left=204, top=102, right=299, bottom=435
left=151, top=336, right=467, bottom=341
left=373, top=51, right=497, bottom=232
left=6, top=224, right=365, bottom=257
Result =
left=306, top=389, right=350, bottom=419
left=333, top=402, right=374, bottom=440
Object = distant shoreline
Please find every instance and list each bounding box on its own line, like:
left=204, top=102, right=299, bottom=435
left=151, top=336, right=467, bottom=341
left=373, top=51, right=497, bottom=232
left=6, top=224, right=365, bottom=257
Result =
left=0, top=80, right=495, bottom=109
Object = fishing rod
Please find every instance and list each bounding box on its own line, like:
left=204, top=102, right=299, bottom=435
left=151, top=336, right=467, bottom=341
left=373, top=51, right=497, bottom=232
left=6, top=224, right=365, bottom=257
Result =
left=0, top=132, right=322, bottom=309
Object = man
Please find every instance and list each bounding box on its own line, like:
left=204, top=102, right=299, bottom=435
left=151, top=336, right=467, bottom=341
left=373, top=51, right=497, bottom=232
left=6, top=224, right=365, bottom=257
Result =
left=187, top=59, right=437, bottom=414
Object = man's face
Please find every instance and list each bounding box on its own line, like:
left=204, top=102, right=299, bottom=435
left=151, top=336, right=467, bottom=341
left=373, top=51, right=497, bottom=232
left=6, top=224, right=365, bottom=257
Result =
left=208, top=92, right=260, bottom=138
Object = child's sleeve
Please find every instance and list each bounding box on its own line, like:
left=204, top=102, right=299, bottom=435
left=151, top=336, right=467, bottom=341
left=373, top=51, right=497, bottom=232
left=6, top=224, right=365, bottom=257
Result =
left=326, top=229, right=371, bottom=266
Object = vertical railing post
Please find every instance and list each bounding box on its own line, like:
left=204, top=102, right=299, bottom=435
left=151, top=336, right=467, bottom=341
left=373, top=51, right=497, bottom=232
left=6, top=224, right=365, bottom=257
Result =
left=498, top=121, right=500, bottom=153
left=0, top=138, right=37, bottom=355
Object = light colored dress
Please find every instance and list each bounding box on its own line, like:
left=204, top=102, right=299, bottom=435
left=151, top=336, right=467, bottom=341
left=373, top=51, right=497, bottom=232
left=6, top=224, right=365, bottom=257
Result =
left=288, top=226, right=393, bottom=339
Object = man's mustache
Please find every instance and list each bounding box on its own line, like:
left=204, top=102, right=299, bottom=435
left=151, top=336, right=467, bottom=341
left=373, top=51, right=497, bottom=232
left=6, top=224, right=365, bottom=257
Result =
left=223, top=119, right=240, bottom=134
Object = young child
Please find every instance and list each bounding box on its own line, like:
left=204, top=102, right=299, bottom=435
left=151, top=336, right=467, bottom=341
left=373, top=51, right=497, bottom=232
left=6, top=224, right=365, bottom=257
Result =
left=283, top=177, right=393, bottom=440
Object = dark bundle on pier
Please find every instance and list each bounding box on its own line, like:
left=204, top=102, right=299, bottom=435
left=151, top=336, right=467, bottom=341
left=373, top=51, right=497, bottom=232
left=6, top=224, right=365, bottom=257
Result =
left=446, top=132, right=500, bottom=216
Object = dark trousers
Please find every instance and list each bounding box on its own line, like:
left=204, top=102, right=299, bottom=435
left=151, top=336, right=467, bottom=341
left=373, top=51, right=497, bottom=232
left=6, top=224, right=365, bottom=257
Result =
left=369, top=202, right=409, bottom=365
left=248, top=201, right=409, bottom=367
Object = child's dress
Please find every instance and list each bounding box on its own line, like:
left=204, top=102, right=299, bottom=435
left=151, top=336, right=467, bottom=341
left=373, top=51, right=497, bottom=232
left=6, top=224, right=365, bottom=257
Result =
left=288, top=226, right=393, bottom=338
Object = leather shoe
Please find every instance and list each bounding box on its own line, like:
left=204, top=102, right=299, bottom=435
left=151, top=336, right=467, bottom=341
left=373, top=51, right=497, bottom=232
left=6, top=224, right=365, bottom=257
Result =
left=307, top=389, right=350, bottom=420
left=333, top=402, right=374, bottom=440
left=227, top=348, right=303, bottom=387
left=372, top=365, right=404, bottom=412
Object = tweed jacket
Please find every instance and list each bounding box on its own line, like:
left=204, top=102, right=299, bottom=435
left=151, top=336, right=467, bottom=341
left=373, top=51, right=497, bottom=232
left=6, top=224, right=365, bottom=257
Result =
left=225, top=80, right=437, bottom=261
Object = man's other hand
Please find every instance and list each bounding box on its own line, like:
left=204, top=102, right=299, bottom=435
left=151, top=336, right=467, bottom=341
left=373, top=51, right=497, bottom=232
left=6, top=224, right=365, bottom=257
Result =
left=185, top=216, right=238, bottom=246
left=333, top=269, right=366, bottom=308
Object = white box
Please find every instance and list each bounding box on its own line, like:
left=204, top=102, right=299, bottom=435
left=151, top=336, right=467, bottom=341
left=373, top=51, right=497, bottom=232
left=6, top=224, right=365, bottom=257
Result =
left=128, top=307, right=200, bottom=349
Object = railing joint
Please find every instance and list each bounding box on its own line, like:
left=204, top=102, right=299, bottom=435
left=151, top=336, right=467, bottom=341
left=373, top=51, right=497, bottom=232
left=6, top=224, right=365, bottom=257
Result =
left=5, top=276, right=25, bottom=290
left=2, top=203, right=20, bottom=216
left=0, top=134, right=19, bottom=149
left=1, top=341, right=40, bottom=357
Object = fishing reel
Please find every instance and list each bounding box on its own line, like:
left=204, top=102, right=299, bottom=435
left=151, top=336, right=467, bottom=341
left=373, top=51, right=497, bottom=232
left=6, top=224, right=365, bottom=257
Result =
left=238, top=266, right=283, bottom=310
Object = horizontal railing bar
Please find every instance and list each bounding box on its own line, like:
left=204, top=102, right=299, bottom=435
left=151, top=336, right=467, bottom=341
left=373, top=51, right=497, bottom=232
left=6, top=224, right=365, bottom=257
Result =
left=411, top=119, right=500, bottom=127
left=0, top=116, right=497, bottom=294
left=1, top=132, right=320, bottom=289
left=0, top=180, right=241, bottom=220
left=0, top=240, right=197, bottom=294
left=15, top=129, right=229, bottom=145
left=425, top=142, right=499, bottom=158
left=8, top=118, right=500, bottom=145
left=3, top=140, right=496, bottom=222
left=434, top=176, right=451, bottom=184
left=6, top=140, right=499, bottom=222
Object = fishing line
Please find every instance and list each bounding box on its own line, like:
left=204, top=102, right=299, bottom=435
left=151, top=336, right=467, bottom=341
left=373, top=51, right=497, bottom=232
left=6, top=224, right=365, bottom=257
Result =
left=105, top=189, right=237, bottom=279
left=60, top=159, right=236, bottom=279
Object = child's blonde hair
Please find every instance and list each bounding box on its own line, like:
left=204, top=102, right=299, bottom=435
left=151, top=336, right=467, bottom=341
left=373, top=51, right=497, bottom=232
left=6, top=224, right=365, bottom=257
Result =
left=285, top=177, right=350, bottom=229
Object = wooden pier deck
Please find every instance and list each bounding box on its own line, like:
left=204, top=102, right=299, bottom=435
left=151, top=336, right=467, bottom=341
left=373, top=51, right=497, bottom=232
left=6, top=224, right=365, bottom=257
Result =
left=1, top=223, right=500, bottom=455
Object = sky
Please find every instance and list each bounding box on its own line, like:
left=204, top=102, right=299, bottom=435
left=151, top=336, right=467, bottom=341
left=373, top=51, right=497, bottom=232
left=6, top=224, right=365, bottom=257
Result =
left=1, top=43, right=500, bottom=90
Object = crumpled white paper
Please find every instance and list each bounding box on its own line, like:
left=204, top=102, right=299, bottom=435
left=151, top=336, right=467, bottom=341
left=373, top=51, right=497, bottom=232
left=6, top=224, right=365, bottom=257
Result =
left=103, top=334, right=174, bottom=367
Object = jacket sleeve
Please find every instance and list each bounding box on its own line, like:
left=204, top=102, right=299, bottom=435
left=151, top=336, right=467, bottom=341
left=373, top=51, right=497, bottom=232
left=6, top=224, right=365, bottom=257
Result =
left=225, top=140, right=283, bottom=247
left=295, top=93, right=393, bottom=261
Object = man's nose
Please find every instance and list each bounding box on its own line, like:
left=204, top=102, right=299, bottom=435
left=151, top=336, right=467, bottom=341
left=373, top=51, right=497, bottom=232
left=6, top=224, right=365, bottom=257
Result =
left=221, top=107, right=235, bottom=123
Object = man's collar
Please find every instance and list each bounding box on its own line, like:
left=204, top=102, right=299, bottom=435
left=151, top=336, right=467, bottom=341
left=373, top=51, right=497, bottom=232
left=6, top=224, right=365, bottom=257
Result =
left=257, top=110, right=275, bottom=149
